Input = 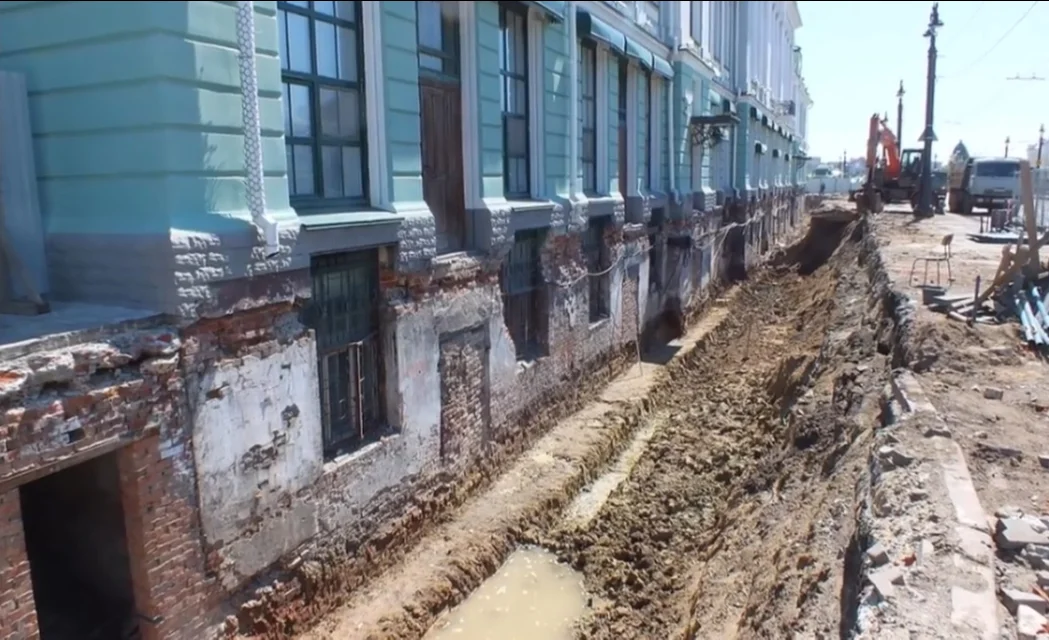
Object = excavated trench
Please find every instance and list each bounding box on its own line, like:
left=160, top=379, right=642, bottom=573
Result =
left=420, top=215, right=898, bottom=640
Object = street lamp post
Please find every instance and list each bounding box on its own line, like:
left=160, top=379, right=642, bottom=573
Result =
left=1005, top=136, right=1011, bottom=157
left=917, top=3, right=943, bottom=217
left=896, top=80, right=905, bottom=144
left=1038, top=124, right=1045, bottom=168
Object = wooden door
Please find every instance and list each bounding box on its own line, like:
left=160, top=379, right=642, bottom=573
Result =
left=420, top=79, right=466, bottom=253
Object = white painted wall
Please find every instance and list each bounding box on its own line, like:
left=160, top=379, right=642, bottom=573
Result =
left=191, top=336, right=324, bottom=585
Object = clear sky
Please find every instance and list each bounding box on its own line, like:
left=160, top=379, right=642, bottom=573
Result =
left=797, top=1, right=1049, bottom=162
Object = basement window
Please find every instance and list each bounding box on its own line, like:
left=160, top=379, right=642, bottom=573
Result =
left=585, top=215, right=613, bottom=322
left=648, top=207, right=665, bottom=291
left=501, top=228, right=548, bottom=360
left=310, top=249, right=386, bottom=458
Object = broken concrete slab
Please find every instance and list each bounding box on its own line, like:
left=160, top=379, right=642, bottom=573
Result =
left=877, top=445, right=915, bottom=469
left=923, top=424, right=952, bottom=438
left=996, top=518, right=1049, bottom=550
left=1038, top=571, right=1049, bottom=588
left=982, top=387, right=1004, bottom=400
left=869, top=566, right=904, bottom=600
left=1016, top=604, right=1049, bottom=640
left=865, top=542, right=890, bottom=567
left=1001, top=588, right=1048, bottom=614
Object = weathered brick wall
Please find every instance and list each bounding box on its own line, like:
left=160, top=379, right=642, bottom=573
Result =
left=0, top=491, right=36, bottom=640
left=438, top=325, right=490, bottom=464
left=0, top=324, right=214, bottom=640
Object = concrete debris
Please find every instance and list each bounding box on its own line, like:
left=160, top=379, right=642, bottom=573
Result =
left=1039, top=454, right=1049, bottom=470
left=865, top=542, right=890, bottom=567
left=1036, top=571, right=1049, bottom=588
left=1023, top=545, right=1049, bottom=569
left=868, top=566, right=904, bottom=600
left=996, top=518, right=1049, bottom=550
left=1016, top=604, right=1049, bottom=640
left=983, top=387, right=1004, bottom=400
left=1002, top=588, right=1048, bottom=614
left=877, top=445, right=915, bottom=469
left=923, top=424, right=952, bottom=438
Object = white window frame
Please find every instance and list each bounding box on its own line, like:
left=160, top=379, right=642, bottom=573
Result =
left=361, top=1, right=389, bottom=209
left=526, top=9, right=546, bottom=198
left=649, top=75, right=661, bottom=191
left=596, top=47, right=610, bottom=196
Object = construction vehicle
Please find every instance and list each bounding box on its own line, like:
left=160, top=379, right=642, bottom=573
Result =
left=947, top=155, right=1022, bottom=215
left=855, top=113, right=928, bottom=213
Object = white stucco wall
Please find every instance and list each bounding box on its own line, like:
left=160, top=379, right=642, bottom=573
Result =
left=191, top=336, right=324, bottom=583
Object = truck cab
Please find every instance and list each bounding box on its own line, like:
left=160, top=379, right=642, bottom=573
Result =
left=956, top=157, right=1021, bottom=215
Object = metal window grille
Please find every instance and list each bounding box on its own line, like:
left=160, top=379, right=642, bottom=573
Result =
left=502, top=229, right=546, bottom=359
left=585, top=217, right=611, bottom=321
left=580, top=42, right=597, bottom=194
left=500, top=3, right=530, bottom=198
left=311, top=250, right=384, bottom=457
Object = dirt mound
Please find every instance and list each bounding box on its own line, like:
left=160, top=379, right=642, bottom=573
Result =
left=523, top=217, right=890, bottom=639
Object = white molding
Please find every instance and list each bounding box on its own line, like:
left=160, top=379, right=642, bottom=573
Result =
left=625, top=61, right=639, bottom=197
left=595, top=46, right=609, bottom=195
left=585, top=0, right=671, bottom=60
left=459, top=1, right=483, bottom=209
left=667, top=67, right=675, bottom=192
left=568, top=7, right=581, bottom=199
left=361, top=1, right=389, bottom=210
left=649, top=74, right=660, bottom=191
left=527, top=8, right=546, bottom=198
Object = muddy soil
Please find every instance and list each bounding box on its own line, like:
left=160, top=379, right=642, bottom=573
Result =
left=527, top=219, right=891, bottom=639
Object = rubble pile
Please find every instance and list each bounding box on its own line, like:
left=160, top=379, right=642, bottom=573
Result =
left=995, top=507, right=1049, bottom=639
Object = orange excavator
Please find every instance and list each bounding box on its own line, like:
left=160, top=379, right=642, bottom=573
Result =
left=855, top=113, right=926, bottom=213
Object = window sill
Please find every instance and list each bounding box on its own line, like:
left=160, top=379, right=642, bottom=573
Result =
left=506, top=199, right=558, bottom=214
left=299, top=208, right=403, bottom=231
left=589, top=317, right=610, bottom=332
left=322, top=428, right=400, bottom=472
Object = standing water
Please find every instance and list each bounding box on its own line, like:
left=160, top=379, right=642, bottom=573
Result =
left=423, top=547, right=588, bottom=640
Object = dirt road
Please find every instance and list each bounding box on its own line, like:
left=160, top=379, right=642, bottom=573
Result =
left=300, top=213, right=901, bottom=640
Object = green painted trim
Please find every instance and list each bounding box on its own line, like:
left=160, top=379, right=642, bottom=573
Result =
left=526, top=0, right=565, bottom=22
left=576, top=10, right=625, bottom=54
left=651, top=55, right=673, bottom=79
left=624, top=37, right=653, bottom=69
left=299, top=210, right=403, bottom=230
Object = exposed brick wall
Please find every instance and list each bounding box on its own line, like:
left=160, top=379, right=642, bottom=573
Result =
left=0, top=328, right=181, bottom=483
left=0, top=490, right=37, bottom=640
left=438, top=326, right=490, bottom=464
left=0, top=206, right=811, bottom=640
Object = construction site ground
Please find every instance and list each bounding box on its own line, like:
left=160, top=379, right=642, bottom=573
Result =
left=871, top=206, right=1049, bottom=640
left=288, top=204, right=1047, bottom=640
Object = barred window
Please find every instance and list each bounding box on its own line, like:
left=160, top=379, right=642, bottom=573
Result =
left=502, top=229, right=548, bottom=359
left=648, top=207, right=664, bottom=289
left=500, top=3, right=530, bottom=198
left=311, top=249, right=385, bottom=457
left=585, top=216, right=612, bottom=321
left=580, top=42, right=597, bottom=194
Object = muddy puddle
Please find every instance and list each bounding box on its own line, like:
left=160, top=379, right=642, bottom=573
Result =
left=423, top=547, right=589, bottom=640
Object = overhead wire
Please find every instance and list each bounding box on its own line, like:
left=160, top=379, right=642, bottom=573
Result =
left=947, top=1, right=1040, bottom=79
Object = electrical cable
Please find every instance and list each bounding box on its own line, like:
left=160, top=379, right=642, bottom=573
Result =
left=950, top=1, right=1040, bottom=78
